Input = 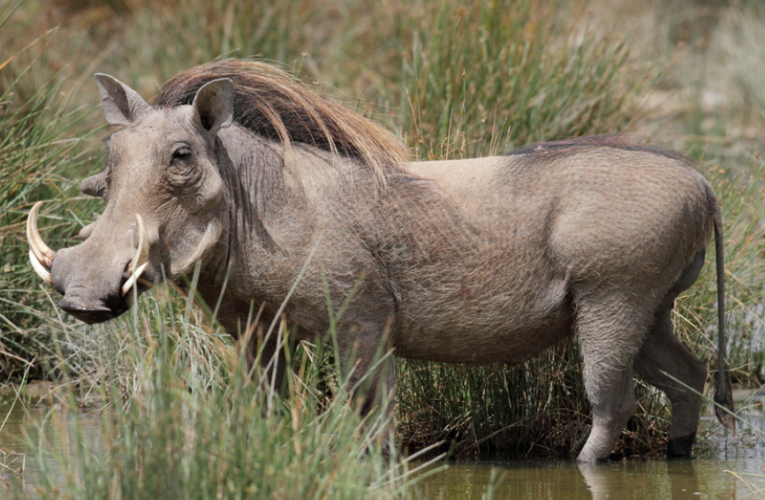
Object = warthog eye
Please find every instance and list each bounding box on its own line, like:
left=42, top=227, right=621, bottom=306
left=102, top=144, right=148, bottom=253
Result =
left=172, top=147, right=192, bottom=162
left=167, top=145, right=201, bottom=188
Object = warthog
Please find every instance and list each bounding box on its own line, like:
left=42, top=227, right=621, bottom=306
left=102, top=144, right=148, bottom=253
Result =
left=28, top=61, right=733, bottom=462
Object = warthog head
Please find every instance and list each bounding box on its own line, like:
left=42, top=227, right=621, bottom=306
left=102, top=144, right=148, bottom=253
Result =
left=28, top=75, right=234, bottom=323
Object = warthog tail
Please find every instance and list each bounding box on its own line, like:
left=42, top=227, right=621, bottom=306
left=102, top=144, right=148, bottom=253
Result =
left=711, top=194, right=735, bottom=433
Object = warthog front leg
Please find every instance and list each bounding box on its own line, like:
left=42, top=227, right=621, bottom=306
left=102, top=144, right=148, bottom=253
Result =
left=337, top=318, right=397, bottom=454
left=575, top=288, right=653, bottom=463
left=352, top=355, right=397, bottom=456
left=578, top=365, right=637, bottom=463
left=251, top=332, right=298, bottom=398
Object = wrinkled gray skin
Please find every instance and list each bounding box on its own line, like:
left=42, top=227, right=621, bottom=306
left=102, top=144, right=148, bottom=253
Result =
left=45, top=75, right=724, bottom=463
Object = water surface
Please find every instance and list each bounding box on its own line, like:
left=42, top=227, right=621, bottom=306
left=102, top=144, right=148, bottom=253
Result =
left=0, top=398, right=101, bottom=499
left=413, top=454, right=756, bottom=499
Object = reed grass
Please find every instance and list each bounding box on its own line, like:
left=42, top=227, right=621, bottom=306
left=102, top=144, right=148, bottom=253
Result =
left=0, top=2, right=98, bottom=380
left=6, top=282, right=443, bottom=500
left=399, top=1, right=656, bottom=160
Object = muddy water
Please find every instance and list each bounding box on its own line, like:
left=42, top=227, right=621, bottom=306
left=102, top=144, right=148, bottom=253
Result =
left=0, top=399, right=101, bottom=499
left=1, top=394, right=765, bottom=499
left=412, top=454, right=757, bottom=499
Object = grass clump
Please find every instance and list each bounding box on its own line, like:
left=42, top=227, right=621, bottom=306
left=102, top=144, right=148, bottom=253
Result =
left=399, top=0, right=655, bottom=160
left=21, top=285, right=435, bottom=500
left=0, top=2, right=98, bottom=381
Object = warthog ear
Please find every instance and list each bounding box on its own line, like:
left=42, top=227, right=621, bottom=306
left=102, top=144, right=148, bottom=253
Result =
left=94, top=74, right=149, bottom=126
left=192, top=78, right=234, bottom=136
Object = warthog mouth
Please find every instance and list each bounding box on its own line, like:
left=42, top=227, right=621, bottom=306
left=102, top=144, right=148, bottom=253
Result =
left=27, top=201, right=155, bottom=324
left=58, top=295, right=128, bottom=324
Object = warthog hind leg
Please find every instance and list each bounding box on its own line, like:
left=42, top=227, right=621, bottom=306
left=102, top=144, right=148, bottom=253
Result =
left=634, top=250, right=707, bottom=457
left=634, top=308, right=707, bottom=458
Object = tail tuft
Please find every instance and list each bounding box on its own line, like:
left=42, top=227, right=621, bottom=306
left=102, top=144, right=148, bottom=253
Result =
left=714, top=369, right=735, bottom=435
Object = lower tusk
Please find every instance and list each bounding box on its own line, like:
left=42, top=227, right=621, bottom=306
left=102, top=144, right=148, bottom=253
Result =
left=129, top=214, right=149, bottom=273
left=29, top=249, right=52, bottom=284
left=170, top=219, right=222, bottom=277
left=27, top=201, right=56, bottom=269
left=123, top=213, right=152, bottom=296
left=122, top=261, right=148, bottom=296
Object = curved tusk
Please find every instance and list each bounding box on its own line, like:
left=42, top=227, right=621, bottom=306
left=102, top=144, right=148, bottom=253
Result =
left=122, top=261, right=148, bottom=296
left=26, top=201, right=56, bottom=269
left=122, top=214, right=151, bottom=296
left=170, top=219, right=222, bottom=277
left=29, top=249, right=52, bottom=284
left=130, top=214, right=149, bottom=273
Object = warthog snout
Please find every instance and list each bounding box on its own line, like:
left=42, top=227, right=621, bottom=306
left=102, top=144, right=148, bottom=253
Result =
left=55, top=280, right=118, bottom=325
left=28, top=202, right=154, bottom=324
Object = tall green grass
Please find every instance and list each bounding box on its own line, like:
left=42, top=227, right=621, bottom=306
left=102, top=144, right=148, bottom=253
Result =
left=0, top=0, right=655, bottom=138
left=11, top=283, right=441, bottom=500
left=399, top=1, right=655, bottom=160
left=0, top=1, right=99, bottom=381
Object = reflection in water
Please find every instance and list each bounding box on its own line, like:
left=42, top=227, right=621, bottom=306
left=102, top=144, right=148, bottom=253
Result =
left=413, top=458, right=743, bottom=499
left=409, top=396, right=765, bottom=499
left=411, top=461, right=593, bottom=499
left=578, top=460, right=729, bottom=500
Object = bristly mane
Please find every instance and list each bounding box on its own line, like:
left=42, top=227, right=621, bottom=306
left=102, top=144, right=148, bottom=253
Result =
left=153, top=60, right=409, bottom=182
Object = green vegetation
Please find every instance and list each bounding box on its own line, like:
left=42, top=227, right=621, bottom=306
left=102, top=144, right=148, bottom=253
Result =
left=1, top=2, right=765, bottom=497
left=0, top=0, right=101, bottom=380
left=21, top=287, right=433, bottom=500
left=399, top=2, right=654, bottom=159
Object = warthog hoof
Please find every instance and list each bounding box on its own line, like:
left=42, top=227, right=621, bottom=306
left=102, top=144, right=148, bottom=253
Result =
left=667, top=433, right=696, bottom=458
